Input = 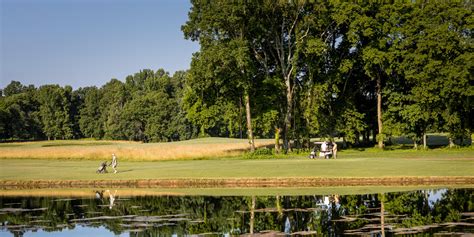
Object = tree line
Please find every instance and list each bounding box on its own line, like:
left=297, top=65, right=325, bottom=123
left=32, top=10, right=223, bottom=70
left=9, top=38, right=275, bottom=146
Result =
left=0, top=70, right=193, bottom=142
left=1, top=1, right=472, bottom=150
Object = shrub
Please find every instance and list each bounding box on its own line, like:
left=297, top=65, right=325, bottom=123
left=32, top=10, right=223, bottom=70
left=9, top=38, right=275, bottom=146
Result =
left=244, top=147, right=273, bottom=159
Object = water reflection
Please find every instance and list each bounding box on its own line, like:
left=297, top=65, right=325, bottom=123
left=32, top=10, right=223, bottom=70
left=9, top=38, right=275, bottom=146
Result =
left=0, top=189, right=472, bottom=236
left=106, top=190, right=117, bottom=209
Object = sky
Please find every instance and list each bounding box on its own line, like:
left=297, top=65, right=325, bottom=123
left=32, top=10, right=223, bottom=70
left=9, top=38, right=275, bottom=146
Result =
left=0, top=0, right=200, bottom=89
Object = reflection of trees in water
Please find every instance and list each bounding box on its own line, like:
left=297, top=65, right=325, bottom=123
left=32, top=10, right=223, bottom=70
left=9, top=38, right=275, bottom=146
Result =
left=0, top=189, right=472, bottom=236
left=385, top=189, right=473, bottom=227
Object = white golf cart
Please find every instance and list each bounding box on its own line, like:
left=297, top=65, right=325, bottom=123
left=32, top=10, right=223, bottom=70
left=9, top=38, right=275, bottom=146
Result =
left=309, top=141, right=333, bottom=159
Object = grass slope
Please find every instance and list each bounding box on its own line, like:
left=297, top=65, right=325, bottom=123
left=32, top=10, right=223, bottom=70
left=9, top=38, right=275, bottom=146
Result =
left=0, top=138, right=273, bottom=161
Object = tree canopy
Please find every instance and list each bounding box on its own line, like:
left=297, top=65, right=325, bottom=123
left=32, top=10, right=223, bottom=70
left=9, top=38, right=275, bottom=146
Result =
left=1, top=1, right=472, bottom=149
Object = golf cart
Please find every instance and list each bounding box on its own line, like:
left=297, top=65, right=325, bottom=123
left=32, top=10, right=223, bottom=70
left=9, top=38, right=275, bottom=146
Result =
left=309, top=141, right=333, bottom=159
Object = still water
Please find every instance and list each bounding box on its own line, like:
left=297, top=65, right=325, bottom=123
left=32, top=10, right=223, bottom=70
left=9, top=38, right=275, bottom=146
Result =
left=0, top=188, right=472, bottom=236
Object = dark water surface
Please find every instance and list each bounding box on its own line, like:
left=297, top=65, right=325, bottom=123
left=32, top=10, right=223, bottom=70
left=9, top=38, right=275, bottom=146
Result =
left=0, top=188, right=473, bottom=236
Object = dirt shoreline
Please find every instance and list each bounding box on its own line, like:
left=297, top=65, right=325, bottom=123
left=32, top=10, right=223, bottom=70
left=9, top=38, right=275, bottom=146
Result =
left=1, top=176, right=473, bottom=189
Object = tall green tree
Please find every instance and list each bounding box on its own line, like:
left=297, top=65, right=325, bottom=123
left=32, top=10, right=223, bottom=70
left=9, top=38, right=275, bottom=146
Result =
left=183, top=0, right=261, bottom=151
left=121, top=69, right=193, bottom=142
left=3, top=81, right=32, bottom=96
left=398, top=2, right=473, bottom=148
left=0, top=87, right=42, bottom=140
left=253, top=0, right=316, bottom=151
left=342, top=3, right=395, bottom=148
left=183, top=44, right=245, bottom=138
left=100, top=79, right=128, bottom=140
left=37, top=85, right=74, bottom=140
left=171, top=71, right=198, bottom=140
left=79, top=86, right=103, bottom=138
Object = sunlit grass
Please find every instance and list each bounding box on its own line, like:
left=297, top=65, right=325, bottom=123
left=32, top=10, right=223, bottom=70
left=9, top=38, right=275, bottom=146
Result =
left=0, top=138, right=274, bottom=161
left=338, top=146, right=474, bottom=159
left=0, top=156, right=473, bottom=181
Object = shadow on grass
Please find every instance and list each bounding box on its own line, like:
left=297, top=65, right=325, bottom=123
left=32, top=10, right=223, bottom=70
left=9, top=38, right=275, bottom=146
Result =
left=225, top=143, right=272, bottom=154
left=117, top=169, right=133, bottom=173
left=41, top=142, right=114, bottom=147
left=383, top=145, right=414, bottom=151
left=0, top=144, right=23, bottom=147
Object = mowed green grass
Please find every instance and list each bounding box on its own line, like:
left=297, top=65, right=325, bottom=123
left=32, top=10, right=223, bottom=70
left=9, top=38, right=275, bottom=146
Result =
left=336, top=146, right=474, bottom=159
left=0, top=155, right=472, bottom=181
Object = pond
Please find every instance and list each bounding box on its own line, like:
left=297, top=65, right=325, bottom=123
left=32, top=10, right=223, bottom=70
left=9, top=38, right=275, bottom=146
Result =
left=0, top=188, right=472, bottom=236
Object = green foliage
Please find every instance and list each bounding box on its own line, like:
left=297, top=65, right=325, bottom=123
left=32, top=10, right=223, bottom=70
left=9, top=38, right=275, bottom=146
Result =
left=338, top=108, right=367, bottom=144
left=401, top=211, right=434, bottom=227
left=0, top=68, right=194, bottom=142
left=1, top=2, right=471, bottom=149
left=37, top=85, right=74, bottom=140
left=79, top=87, right=103, bottom=138
left=0, top=91, right=42, bottom=140
left=389, top=1, right=473, bottom=146
left=244, top=147, right=274, bottom=159
left=303, top=83, right=330, bottom=136
left=115, top=70, right=194, bottom=142
left=253, top=110, right=279, bottom=138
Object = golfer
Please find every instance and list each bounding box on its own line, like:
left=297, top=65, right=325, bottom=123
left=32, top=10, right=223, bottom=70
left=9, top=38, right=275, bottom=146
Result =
left=111, top=153, right=118, bottom=174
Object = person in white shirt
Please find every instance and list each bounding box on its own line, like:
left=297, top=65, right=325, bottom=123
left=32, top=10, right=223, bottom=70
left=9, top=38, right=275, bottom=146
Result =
left=321, top=141, right=328, bottom=152
left=111, top=153, right=118, bottom=174
left=332, top=142, right=338, bottom=159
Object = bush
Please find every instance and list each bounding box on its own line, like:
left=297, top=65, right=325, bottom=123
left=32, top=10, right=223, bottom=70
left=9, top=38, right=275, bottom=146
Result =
left=244, top=147, right=273, bottom=159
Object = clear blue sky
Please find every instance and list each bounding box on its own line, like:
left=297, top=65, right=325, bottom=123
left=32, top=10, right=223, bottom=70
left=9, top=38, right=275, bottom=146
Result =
left=0, top=0, right=199, bottom=89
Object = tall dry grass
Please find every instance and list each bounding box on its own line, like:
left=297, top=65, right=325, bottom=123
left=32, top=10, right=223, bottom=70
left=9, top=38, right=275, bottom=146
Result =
left=0, top=138, right=274, bottom=161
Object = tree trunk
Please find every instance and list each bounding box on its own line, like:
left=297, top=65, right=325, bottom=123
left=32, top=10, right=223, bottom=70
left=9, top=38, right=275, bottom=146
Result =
left=354, top=132, right=359, bottom=146
left=245, top=93, right=255, bottom=152
left=239, top=96, right=243, bottom=139
left=284, top=75, right=293, bottom=153
left=380, top=194, right=385, bottom=237
left=276, top=195, right=282, bottom=217
left=414, top=139, right=418, bottom=149
left=275, top=127, right=281, bottom=153
left=376, top=76, right=384, bottom=149
left=286, top=135, right=292, bottom=152
left=250, top=196, right=255, bottom=234
left=422, top=133, right=427, bottom=149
